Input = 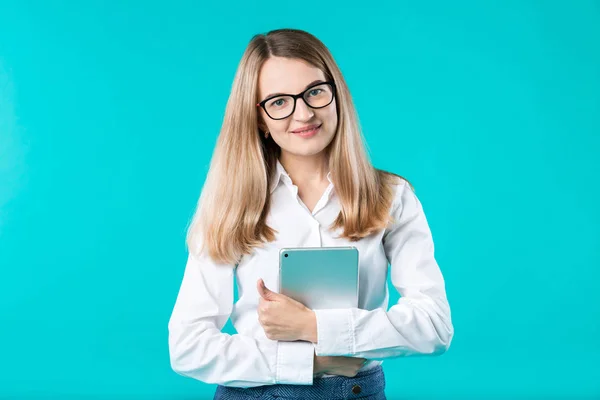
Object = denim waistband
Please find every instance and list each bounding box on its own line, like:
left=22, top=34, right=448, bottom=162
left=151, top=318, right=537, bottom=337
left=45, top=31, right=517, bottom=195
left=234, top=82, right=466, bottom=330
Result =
left=214, top=364, right=385, bottom=400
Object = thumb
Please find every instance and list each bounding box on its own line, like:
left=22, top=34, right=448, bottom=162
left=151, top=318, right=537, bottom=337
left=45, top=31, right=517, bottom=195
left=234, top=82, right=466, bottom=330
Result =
left=257, top=278, right=278, bottom=301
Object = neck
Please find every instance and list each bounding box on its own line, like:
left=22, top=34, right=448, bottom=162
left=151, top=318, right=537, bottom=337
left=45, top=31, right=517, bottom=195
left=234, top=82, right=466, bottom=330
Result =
left=279, top=151, right=329, bottom=185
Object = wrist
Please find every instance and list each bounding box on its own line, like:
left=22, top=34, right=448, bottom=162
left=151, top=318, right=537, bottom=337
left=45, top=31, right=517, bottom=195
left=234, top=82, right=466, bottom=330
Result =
left=313, top=350, right=325, bottom=376
left=302, top=309, right=318, bottom=343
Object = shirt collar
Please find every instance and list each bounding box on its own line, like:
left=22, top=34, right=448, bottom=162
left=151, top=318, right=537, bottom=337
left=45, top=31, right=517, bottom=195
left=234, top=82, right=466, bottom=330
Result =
left=269, top=159, right=333, bottom=194
left=269, top=160, right=288, bottom=194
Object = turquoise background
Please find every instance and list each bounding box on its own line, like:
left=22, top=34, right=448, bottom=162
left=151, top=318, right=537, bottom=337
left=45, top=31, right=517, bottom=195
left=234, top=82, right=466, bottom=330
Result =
left=1, top=1, right=599, bottom=398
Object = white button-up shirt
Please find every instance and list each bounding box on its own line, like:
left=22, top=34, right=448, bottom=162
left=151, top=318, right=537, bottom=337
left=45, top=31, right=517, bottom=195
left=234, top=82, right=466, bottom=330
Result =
left=168, top=160, right=454, bottom=388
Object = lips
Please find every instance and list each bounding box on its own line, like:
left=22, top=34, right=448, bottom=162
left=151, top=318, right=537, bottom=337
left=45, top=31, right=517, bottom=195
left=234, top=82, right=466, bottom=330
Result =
left=291, top=124, right=321, bottom=138
left=291, top=124, right=321, bottom=134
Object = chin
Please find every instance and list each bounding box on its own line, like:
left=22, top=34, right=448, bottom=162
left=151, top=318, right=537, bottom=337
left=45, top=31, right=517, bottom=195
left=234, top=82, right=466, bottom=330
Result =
left=291, top=142, right=330, bottom=157
left=284, top=149, right=323, bottom=158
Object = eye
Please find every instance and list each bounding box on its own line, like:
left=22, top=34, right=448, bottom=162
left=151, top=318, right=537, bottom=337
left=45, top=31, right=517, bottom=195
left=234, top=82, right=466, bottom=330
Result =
left=308, top=89, right=323, bottom=97
left=269, top=98, right=287, bottom=108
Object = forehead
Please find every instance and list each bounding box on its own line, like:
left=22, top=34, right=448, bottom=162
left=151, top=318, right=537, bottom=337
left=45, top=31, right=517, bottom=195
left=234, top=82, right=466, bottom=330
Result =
left=258, top=57, right=326, bottom=98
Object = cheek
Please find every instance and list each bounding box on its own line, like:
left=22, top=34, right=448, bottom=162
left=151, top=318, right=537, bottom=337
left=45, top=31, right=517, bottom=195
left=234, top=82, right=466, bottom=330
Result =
left=322, top=107, right=338, bottom=132
left=265, top=119, right=289, bottom=135
left=330, top=111, right=338, bottom=129
left=260, top=110, right=282, bottom=132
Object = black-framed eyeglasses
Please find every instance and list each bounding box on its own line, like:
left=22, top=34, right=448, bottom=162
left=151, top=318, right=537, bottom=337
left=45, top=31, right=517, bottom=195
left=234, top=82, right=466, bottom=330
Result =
left=256, top=81, right=336, bottom=120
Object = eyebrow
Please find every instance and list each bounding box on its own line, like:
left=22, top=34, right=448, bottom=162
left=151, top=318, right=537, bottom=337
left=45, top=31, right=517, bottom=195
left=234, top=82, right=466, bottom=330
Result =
left=263, top=80, right=325, bottom=101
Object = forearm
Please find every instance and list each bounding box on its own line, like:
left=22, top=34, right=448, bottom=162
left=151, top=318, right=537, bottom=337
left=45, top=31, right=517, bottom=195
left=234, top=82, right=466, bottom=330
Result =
left=312, top=295, right=453, bottom=358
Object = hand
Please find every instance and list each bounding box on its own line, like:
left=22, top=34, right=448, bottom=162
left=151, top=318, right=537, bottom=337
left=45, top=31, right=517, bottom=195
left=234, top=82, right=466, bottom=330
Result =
left=313, top=352, right=368, bottom=378
left=256, top=278, right=317, bottom=342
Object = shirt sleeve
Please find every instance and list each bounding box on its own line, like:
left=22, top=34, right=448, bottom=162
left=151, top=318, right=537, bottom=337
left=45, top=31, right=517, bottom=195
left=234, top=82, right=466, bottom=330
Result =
left=168, top=250, right=315, bottom=388
left=313, top=180, right=454, bottom=359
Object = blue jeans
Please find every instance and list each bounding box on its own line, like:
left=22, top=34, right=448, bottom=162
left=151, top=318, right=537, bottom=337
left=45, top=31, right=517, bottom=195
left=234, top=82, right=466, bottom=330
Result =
left=213, top=365, right=386, bottom=400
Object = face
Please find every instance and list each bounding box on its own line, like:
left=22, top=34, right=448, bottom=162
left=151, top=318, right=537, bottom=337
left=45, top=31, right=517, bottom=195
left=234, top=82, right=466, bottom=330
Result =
left=257, top=57, right=338, bottom=159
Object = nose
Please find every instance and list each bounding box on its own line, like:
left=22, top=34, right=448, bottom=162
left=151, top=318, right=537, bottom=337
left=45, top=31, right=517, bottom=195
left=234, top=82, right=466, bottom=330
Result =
left=293, top=98, right=314, bottom=121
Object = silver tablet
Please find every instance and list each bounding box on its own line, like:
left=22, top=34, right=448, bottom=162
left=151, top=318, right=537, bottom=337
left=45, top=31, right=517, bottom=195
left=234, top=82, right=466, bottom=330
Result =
left=279, top=246, right=359, bottom=310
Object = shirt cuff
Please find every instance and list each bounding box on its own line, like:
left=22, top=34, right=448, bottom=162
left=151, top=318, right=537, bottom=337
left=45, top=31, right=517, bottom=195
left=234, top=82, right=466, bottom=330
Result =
left=314, top=309, right=354, bottom=356
left=276, top=340, right=314, bottom=385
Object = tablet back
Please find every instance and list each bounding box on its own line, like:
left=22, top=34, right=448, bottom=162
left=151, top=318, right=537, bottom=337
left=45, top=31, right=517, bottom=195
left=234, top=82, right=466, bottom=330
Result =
left=279, top=246, right=359, bottom=310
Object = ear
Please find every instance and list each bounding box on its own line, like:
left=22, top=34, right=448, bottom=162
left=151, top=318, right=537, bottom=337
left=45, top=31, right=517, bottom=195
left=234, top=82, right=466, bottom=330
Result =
left=258, top=122, right=270, bottom=139
left=257, top=109, right=270, bottom=130
left=257, top=120, right=268, bottom=134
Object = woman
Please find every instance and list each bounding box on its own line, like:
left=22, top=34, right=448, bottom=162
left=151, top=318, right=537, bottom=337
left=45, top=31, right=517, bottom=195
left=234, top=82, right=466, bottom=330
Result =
left=168, top=28, right=454, bottom=400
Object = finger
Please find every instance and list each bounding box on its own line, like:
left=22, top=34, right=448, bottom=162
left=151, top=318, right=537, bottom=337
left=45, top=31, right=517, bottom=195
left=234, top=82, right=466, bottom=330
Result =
left=257, top=278, right=277, bottom=301
left=257, top=297, right=265, bottom=313
left=257, top=279, right=269, bottom=300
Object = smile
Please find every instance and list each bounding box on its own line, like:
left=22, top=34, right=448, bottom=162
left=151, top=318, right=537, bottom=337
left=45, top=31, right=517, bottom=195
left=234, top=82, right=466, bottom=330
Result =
left=291, top=124, right=322, bottom=138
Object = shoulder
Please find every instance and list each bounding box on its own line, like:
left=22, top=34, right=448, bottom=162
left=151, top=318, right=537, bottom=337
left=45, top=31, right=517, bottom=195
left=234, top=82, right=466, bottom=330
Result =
left=376, top=169, right=418, bottom=217
left=377, top=169, right=414, bottom=197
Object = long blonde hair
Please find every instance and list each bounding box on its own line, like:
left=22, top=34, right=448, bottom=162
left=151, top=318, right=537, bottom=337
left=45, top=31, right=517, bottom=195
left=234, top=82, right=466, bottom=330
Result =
left=186, top=28, right=410, bottom=265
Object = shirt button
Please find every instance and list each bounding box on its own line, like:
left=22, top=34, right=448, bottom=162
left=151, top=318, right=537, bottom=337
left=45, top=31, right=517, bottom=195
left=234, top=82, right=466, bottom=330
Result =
left=352, top=384, right=362, bottom=394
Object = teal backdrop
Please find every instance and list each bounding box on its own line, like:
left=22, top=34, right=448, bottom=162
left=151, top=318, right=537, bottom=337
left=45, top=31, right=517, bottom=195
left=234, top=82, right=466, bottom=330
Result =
left=1, top=1, right=599, bottom=399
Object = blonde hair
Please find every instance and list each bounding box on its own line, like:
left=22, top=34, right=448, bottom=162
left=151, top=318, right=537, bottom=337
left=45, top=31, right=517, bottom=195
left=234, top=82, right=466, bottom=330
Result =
left=186, top=28, right=411, bottom=265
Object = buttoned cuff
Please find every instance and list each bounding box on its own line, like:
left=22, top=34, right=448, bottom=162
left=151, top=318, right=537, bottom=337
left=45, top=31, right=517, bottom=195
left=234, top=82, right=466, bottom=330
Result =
left=275, top=340, right=314, bottom=385
left=314, top=309, right=354, bottom=356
